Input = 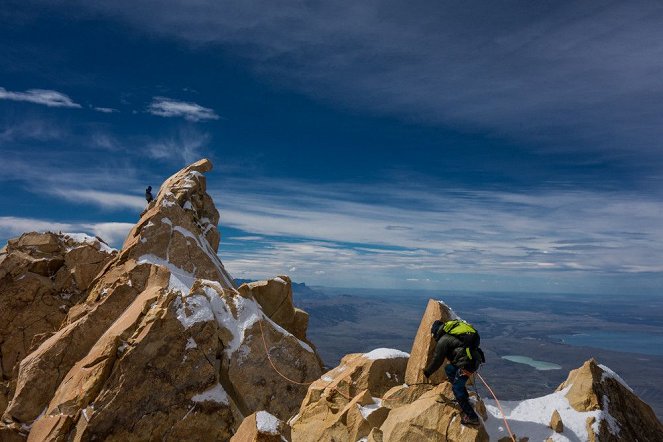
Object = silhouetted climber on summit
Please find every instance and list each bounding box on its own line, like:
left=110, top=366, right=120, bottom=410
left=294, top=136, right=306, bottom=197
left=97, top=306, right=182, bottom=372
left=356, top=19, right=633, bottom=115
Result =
left=145, top=186, right=154, bottom=203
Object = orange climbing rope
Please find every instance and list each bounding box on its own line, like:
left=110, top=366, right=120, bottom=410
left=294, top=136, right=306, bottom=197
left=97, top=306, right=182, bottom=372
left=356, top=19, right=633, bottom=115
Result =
left=258, top=318, right=315, bottom=386
left=258, top=317, right=352, bottom=400
left=476, top=372, right=516, bottom=442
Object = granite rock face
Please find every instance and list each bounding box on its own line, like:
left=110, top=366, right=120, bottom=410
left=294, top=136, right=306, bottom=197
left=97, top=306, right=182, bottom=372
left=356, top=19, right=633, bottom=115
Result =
left=0, top=232, right=115, bottom=417
left=0, top=159, right=322, bottom=441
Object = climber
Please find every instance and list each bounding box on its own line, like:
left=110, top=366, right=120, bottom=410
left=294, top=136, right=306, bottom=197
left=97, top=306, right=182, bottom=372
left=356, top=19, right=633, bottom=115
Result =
left=423, top=320, right=485, bottom=426
left=145, top=186, right=154, bottom=203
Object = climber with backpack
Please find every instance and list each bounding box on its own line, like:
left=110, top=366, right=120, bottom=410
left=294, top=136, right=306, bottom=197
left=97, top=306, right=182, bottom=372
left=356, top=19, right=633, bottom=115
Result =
left=423, top=319, right=486, bottom=426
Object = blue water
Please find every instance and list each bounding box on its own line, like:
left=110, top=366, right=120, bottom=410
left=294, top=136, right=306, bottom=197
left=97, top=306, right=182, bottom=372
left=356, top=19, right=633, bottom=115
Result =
left=501, top=355, right=561, bottom=370
left=552, top=331, right=663, bottom=356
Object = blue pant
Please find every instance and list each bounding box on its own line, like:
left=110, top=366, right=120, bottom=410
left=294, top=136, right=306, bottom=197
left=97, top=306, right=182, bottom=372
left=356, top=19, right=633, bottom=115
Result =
left=445, top=364, right=478, bottom=419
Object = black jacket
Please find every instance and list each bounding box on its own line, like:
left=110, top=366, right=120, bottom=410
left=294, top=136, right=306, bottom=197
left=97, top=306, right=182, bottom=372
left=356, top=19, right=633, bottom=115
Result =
left=424, top=333, right=473, bottom=375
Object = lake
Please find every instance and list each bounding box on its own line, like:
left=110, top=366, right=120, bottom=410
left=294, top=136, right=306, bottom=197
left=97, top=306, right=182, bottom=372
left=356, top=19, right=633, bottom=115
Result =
left=501, top=355, right=561, bottom=370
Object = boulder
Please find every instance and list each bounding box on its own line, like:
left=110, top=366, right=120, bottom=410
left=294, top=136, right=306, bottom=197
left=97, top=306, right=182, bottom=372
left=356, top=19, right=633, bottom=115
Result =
left=404, top=298, right=457, bottom=385
left=549, top=409, right=563, bottom=433
left=231, top=411, right=290, bottom=442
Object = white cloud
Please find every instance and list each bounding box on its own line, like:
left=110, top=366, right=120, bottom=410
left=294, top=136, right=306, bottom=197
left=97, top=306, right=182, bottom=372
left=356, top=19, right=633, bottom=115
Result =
left=49, top=189, right=147, bottom=210
left=84, top=222, right=134, bottom=245
left=93, top=106, right=118, bottom=113
left=0, top=87, right=81, bottom=108
left=212, top=177, right=663, bottom=280
left=147, top=96, right=219, bottom=122
left=147, top=128, right=210, bottom=164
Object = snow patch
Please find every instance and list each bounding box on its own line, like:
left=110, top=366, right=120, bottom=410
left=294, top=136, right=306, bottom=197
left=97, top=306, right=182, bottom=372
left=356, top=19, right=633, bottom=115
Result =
left=136, top=254, right=195, bottom=295
left=598, top=364, right=633, bottom=393
left=358, top=398, right=382, bottom=419
left=186, top=337, right=197, bottom=350
left=191, top=383, right=229, bottom=405
left=273, top=276, right=287, bottom=284
left=484, top=385, right=617, bottom=441
left=62, top=232, right=116, bottom=254
left=437, top=299, right=461, bottom=320
left=256, top=410, right=281, bottom=435
left=321, top=375, right=333, bottom=382
left=172, top=225, right=234, bottom=288
left=363, top=348, right=409, bottom=360
left=183, top=200, right=193, bottom=210
left=174, top=294, right=214, bottom=328
left=594, top=395, right=621, bottom=436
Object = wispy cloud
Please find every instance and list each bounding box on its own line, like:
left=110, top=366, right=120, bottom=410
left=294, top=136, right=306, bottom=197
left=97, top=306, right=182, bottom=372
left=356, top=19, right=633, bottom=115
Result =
left=0, top=117, right=67, bottom=142
left=147, top=127, right=211, bottom=164
left=147, top=96, right=219, bottom=122
left=93, top=106, right=118, bottom=113
left=48, top=189, right=146, bottom=210
left=0, top=86, right=81, bottom=108
left=212, top=176, right=663, bottom=284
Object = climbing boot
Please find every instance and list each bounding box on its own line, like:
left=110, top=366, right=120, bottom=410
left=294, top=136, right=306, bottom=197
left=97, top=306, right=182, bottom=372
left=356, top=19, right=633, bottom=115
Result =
left=461, top=414, right=480, bottom=426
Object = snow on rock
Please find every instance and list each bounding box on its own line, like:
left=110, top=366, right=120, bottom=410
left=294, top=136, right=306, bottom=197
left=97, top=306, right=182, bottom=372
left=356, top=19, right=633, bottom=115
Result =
left=255, top=410, right=280, bottom=435
left=358, top=398, right=382, bottom=419
left=484, top=385, right=617, bottom=442
left=136, top=254, right=195, bottom=295
left=437, top=299, right=461, bottom=320
left=363, top=348, right=409, bottom=360
left=597, top=395, right=621, bottom=436
left=598, top=363, right=634, bottom=393
left=273, top=276, right=287, bottom=285
left=185, top=337, right=197, bottom=350
left=191, top=383, right=229, bottom=405
left=63, top=232, right=116, bottom=253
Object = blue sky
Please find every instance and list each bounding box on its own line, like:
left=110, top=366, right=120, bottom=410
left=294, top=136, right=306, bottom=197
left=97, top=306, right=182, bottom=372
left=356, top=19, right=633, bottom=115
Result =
left=1, top=1, right=663, bottom=294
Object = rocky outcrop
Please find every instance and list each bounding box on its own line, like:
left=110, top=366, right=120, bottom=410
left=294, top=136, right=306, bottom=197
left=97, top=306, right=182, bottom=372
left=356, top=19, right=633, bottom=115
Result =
left=291, top=348, right=409, bottom=442
left=404, top=298, right=457, bottom=385
left=0, top=232, right=115, bottom=417
left=379, top=382, right=488, bottom=442
left=550, top=409, right=563, bottom=433
left=238, top=275, right=320, bottom=366
left=556, top=359, right=663, bottom=441
left=0, top=159, right=323, bottom=441
left=290, top=343, right=487, bottom=442
left=230, top=411, right=290, bottom=442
